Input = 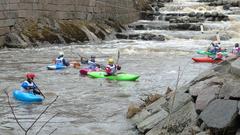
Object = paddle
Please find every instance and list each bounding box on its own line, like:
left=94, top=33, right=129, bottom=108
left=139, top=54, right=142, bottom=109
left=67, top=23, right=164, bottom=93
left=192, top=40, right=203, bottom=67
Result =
left=116, top=50, right=120, bottom=65
left=32, top=80, right=45, bottom=99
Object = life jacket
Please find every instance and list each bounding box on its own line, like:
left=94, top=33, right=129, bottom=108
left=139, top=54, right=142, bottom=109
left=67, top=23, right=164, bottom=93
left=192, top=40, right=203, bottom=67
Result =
left=55, top=57, right=64, bottom=65
left=232, top=47, right=240, bottom=54
left=216, top=52, right=223, bottom=59
left=88, top=60, right=97, bottom=70
left=106, top=64, right=117, bottom=75
left=21, top=81, right=34, bottom=92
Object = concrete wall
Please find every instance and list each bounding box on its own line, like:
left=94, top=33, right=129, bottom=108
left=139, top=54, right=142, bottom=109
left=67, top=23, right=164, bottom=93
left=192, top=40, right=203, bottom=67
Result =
left=0, top=0, right=139, bottom=38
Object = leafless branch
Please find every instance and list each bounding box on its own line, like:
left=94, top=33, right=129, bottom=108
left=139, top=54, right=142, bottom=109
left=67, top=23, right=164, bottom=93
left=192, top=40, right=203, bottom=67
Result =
left=3, top=88, right=27, bottom=132
left=49, top=128, right=58, bottom=135
left=26, top=96, right=59, bottom=133
left=35, top=113, right=59, bottom=135
left=167, top=66, right=181, bottom=133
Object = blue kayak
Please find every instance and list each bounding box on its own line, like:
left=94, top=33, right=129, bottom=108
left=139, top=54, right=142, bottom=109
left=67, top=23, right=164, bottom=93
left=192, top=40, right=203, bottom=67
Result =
left=47, top=64, right=67, bottom=70
left=13, top=90, right=44, bottom=102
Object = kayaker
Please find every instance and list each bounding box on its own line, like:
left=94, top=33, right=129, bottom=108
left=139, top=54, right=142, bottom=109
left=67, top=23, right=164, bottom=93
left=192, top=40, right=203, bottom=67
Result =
left=105, top=58, right=121, bottom=75
left=208, top=41, right=221, bottom=54
left=213, top=52, right=223, bottom=60
left=81, top=55, right=100, bottom=70
left=21, top=73, right=40, bottom=95
left=55, top=52, right=70, bottom=66
left=232, top=43, right=240, bottom=55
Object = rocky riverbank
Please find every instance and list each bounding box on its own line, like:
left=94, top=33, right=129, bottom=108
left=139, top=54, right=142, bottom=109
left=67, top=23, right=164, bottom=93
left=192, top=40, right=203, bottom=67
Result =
left=127, top=56, right=240, bottom=135
left=1, top=17, right=127, bottom=49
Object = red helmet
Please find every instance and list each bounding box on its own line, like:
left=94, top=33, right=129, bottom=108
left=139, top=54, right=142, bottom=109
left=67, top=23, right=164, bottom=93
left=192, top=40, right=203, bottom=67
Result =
left=26, top=73, right=36, bottom=79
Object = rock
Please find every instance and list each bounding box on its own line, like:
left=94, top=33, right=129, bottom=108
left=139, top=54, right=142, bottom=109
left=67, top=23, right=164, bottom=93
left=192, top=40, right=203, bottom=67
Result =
left=195, top=85, right=220, bottom=113
left=137, top=107, right=168, bottom=133
left=145, top=94, right=161, bottom=105
left=188, top=69, right=216, bottom=87
left=196, top=130, right=210, bottom=135
left=236, top=128, right=240, bottom=135
left=131, top=97, right=167, bottom=124
left=219, top=80, right=240, bottom=99
left=238, top=102, right=240, bottom=115
left=135, top=24, right=146, bottom=30
left=169, top=23, right=200, bottom=31
left=4, top=33, right=28, bottom=48
left=128, top=34, right=140, bottom=40
left=199, top=99, right=238, bottom=129
left=189, top=76, right=220, bottom=97
left=231, top=59, right=240, bottom=77
left=166, top=92, right=192, bottom=113
left=131, top=109, right=152, bottom=124
left=146, top=101, right=197, bottom=135
left=0, top=36, right=5, bottom=48
left=127, top=104, right=141, bottom=118
left=191, top=126, right=201, bottom=134
left=115, top=33, right=128, bottom=39
left=152, top=35, right=165, bottom=41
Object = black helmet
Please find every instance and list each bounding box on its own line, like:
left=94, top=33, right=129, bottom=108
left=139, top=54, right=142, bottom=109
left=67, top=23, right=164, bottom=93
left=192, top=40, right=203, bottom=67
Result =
left=91, top=55, right=96, bottom=58
left=235, top=43, right=239, bottom=47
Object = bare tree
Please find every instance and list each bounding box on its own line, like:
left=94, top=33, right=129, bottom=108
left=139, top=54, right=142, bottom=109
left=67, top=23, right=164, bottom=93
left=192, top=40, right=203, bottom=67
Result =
left=3, top=88, right=59, bottom=135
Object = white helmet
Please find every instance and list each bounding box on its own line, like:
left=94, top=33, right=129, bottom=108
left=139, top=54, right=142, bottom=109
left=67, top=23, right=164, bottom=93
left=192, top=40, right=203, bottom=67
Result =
left=59, top=51, right=64, bottom=56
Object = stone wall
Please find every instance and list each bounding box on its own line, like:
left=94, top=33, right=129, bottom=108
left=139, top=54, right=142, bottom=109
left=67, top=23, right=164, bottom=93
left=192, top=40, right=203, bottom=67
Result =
left=0, top=0, right=140, bottom=47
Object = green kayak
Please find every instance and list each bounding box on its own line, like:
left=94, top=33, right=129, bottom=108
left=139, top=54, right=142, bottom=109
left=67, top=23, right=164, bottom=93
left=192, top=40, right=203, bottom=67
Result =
left=87, top=72, right=140, bottom=81
left=196, top=50, right=228, bottom=56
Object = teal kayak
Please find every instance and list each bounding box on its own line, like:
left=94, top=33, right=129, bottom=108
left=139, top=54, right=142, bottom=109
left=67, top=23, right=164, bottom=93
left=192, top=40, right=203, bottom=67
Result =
left=196, top=50, right=228, bottom=56
left=13, top=90, right=44, bottom=102
left=87, top=72, right=140, bottom=81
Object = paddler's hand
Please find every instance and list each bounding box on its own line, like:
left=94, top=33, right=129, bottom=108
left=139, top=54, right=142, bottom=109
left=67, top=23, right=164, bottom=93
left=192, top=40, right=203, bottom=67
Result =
left=117, top=65, right=121, bottom=70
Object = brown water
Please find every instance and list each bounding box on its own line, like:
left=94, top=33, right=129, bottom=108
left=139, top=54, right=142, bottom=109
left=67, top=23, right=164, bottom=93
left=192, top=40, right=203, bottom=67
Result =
left=0, top=39, right=214, bottom=135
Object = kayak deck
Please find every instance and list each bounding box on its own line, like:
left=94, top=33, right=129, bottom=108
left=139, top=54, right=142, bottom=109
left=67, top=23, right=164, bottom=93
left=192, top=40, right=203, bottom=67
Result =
left=87, top=72, right=140, bottom=81
left=13, top=90, right=44, bottom=102
left=192, top=57, right=223, bottom=63
left=47, top=64, right=67, bottom=70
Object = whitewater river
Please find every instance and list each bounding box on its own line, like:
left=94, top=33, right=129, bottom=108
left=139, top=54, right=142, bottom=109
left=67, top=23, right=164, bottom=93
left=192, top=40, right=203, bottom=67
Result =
left=1, top=0, right=240, bottom=134
left=0, top=38, right=227, bottom=135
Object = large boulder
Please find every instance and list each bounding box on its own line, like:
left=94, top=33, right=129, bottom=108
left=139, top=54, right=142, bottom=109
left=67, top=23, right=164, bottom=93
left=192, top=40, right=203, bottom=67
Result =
left=195, top=85, right=220, bottom=113
left=199, top=99, right=238, bottom=129
left=218, top=76, right=240, bottom=99
left=137, top=108, right=168, bottom=133
left=146, top=101, right=197, bottom=135
left=131, top=97, right=167, bottom=126
left=231, top=58, right=240, bottom=77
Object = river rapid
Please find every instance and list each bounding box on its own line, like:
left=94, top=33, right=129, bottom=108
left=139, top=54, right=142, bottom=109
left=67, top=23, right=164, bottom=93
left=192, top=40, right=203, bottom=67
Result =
left=1, top=0, right=240, bottom=134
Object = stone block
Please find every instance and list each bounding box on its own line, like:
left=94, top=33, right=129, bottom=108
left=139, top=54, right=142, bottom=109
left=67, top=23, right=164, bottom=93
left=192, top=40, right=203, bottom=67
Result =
left=89, top=0, right=96, bottom=6
left=0, top=27, right=10, bottom=36
left=75, top=12, right=87, bottom=19
left=57, top=4, right=75, bottom=12
left=8, top=3, right=19, bottom=10
left=0, top=35, right=5, bottom=48
left=56, top=11, right=74, bottom=19
left=77, top=6, right=87, bottom=12
left=18, top=10, right=32, bottom=18
left=87, top=7, right=94, bottom=12
left=0, top=19, right=15, bottom=27
left=18, top=3, right=33, bottom=10
left=4, top=11, right=17, bottom=19
left=0, top=12, right=5, bottom=19
left=8, top=0, right=20, bottom=3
